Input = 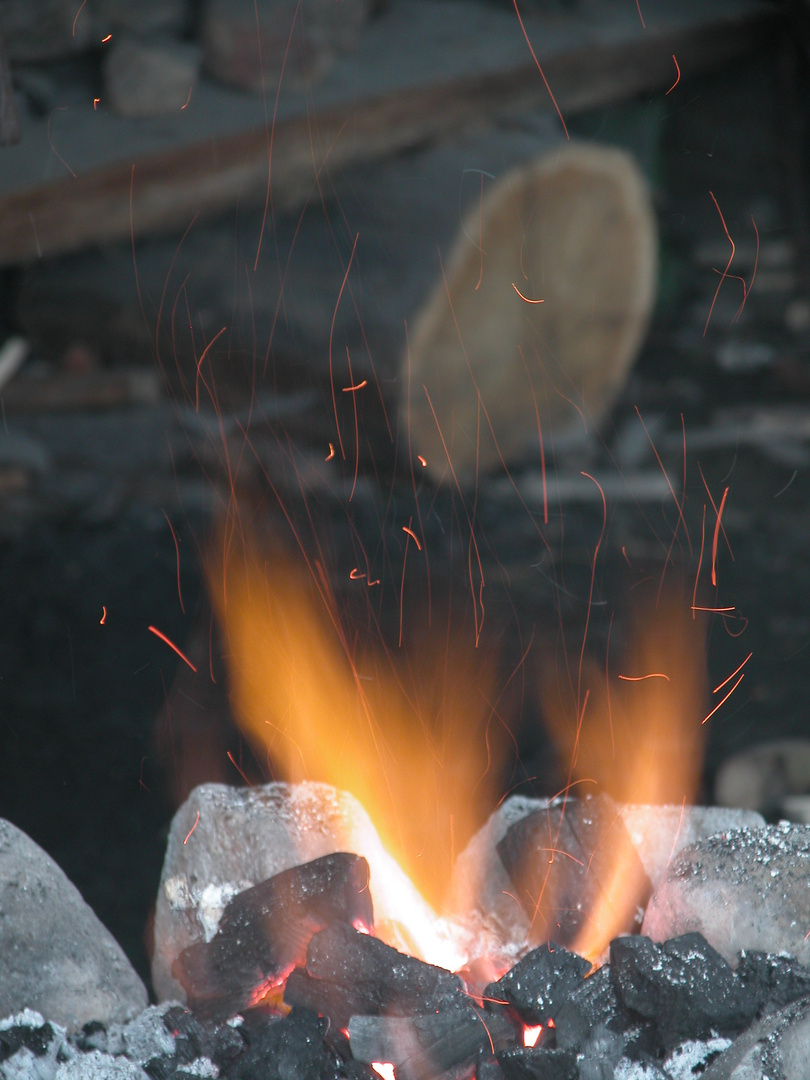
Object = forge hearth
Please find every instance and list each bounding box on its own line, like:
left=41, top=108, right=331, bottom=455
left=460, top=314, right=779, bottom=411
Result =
left=6, top=782, right=810, bottom=1080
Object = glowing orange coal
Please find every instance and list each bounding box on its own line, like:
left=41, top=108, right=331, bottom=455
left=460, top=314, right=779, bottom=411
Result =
left=205, top=525, right=507, bottom=969
left=540, top=587, right=708, bottom=961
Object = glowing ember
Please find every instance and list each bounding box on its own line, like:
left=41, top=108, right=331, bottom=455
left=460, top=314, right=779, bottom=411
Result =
left=372, top=1064, right=395, bottom=1080
left=523, top=1024, right=543, bottom=1047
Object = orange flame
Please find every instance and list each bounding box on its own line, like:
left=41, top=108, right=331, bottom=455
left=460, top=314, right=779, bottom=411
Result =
left=540, top=587, right=707, bottom=961
left=206, top=525, right=506, bottom=966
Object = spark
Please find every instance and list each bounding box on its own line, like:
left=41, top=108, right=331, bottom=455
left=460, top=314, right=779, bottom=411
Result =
left=698, top=462, right=734, bottom=564
left=183, top=810, right=200, bottom=845
left=47, top=109, right=77, bottom=178
left=162, top=509, right=185, bottom=614
left=93, top=98, right=100, bottom=109
left=181, top=87, right=192, bottom=110
left=101, top=33, right=112, bottom=42
left=342, top=379, right=367, bottom=392
left=349, top=568, right=366, bottom=580
left=72, top=0, right=88, bottom=36
left=194, top=326, right=227, bottom=411
left=148, top=626, right=197, bottom=672
left=711, top=485, right=729, bottom=587
left=713, top=652, right=752, bottom=694
left=665, top=55, right=680, bottom=94
left=226, top=751, right=253, bottom=786
left=417, top=455, right=427, bottom=467
left=703, top=191, right=735, bottom=337
left=402, top=525, right=422, bottom=551
left=634, top=406, right=691, bottom=554
left=692, top=605, right=736, bottom=613
left=733, top=216, right=759, bottom=323
left=329, top=232, right=359, bottom=460
left=511, top=283, right=544, bottom=304
left=702, top=672, right=745, bottom=724
left=774, top=469, right=798, bottom=498
left=692, top=505, right=706, bottom=619
left=635, top=0, right=646, bottom=28
left=100, top=606, right=107, bottom=625
left=617, top=672, right=670, bottom=682
left=325, top=443, right=335, bottom=461
left=511, top=0, right=569, bottom=138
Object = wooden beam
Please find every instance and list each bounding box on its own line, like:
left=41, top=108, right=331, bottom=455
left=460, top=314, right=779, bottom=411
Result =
left=0, top=0, right=782, bottom=267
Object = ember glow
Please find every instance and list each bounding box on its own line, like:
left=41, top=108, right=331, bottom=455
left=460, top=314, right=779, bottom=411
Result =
left=206, top=529, right=506, bottom=971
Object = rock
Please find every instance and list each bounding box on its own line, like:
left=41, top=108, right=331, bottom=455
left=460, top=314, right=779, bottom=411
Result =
left=641, top=822, right=810, bottom=966
left=152, top=781, right=448, bottom=1002
left=200, top=0, right=375, bottom=94
left=714, top=738, right=810, bottom=816
left=103, top=36, right=201, bottom=118
left=450, top=795, right=542, bottom=944
left=0, top=819, right=148, bottom=1031
left=701, top=998, right=810, bottom=1080
left=618, top=805, right=766, bottom=891
left=497, top=795, right=650, bottom=956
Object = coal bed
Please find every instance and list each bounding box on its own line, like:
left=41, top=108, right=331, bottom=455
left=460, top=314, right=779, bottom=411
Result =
left=4, top=783, right=810, bottom=1080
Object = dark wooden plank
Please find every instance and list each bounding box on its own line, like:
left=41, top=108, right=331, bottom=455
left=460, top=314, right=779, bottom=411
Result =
left=0, top=0, right=781, bottom=266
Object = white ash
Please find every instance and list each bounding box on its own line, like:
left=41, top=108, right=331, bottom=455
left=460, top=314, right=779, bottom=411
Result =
left=663, top=1037, right=732, bottom=1079
left=53, top=1050, right=149, bottom=1080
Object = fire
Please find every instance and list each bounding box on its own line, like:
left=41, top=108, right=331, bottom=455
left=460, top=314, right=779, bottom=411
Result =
left=205, top=526, right=506, bottom=970
left=540, top=586, right=708, bottom=962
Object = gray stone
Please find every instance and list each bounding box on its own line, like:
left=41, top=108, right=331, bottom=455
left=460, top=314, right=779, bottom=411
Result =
left=152, top=781, right=446, bottom=1002
left=701, top=998, right=810, bottom=1080
left=102, top=36, right=201, bottom=118
left=642, top=822, right=810, bottom=967
left=619, top=805, right=766, bottom=890
left=0, top=819, right=147, bottom=1032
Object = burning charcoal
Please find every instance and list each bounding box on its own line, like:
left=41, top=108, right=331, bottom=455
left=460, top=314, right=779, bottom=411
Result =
left=641, top=822, right=810, bottom=967
left=610, top=933, right=758, bottom=1047
left=224, top=1007, right=346, bottom=1080
left=349, top=1003, right=515, bottom=1080
left=552, top=965, right=634, bottom=1047
left=577, top=1023, right=624, bottom=1080
left=0, top=1010, right=57, bottom=1062
left=736, top=950, right=810, bottom=1012
left=284, top=922, right=466, bottom=1027
left=497, top=1047, right=578, bottom=1080
left=485, top=944, right=591, bottom=1025
left=154, top=782, right=440, bottom=1003
left=160, top=1006, right=245, bottom=1071
left=172, top=852, right=373, bottom=1017
left=497, top=795, right=650, bottom=948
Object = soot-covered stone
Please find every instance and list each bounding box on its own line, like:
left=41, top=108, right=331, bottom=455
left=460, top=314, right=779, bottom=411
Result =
left=485, top=944, right=591, bottom=1025
left=498, top=1047, right=578, bottom=1080
left=284, top=922, right=466, bottom=1028
left=497, top=795, right=650, bottom=948
left=173, top=853, right=373, bottom=1018
left=610, top=933, right=758, bottom=1046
